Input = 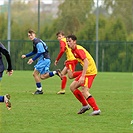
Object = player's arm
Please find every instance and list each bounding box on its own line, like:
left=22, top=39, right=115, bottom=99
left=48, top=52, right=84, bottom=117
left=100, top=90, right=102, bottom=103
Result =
left=1, top=48, right=12, bottom=71
left=21, top=51, right=36, bottom=59
left=27, top=43, right=44, bottom=64
left=27, top=53, right=43, bottom=64
left=32, top=53, right=42, bottom=61
left=82, top=58, right=89, bottom=77
left=26, top=51, right=36, bottom=57
left=77, top=49, right=88, bottom=84
left=54, top=40, right=66, bottom=65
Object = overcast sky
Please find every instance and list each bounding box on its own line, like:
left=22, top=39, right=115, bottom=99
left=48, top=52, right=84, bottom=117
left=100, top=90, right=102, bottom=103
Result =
left=0, top=0, right=103, bottom=6
left=0, top=0, right=53, bottom=5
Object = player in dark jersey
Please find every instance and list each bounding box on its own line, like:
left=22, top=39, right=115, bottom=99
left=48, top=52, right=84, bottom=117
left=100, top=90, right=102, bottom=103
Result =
left=0, top=42, right=13, bottom=110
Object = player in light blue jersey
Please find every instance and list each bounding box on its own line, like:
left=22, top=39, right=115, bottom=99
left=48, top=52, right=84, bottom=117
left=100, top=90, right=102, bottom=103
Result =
left=21, top=29, right=61, bottom=94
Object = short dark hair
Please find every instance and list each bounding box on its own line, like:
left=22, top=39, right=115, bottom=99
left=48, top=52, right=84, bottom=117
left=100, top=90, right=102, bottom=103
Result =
left=28, top=29, right=36, bottom=34
left=67, top=35, right=77, bottom=41
left=56, top=31, right=65, bottom=36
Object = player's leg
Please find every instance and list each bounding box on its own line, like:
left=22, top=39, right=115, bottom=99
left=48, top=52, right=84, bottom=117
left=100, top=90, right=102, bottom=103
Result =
left=0, top=94, right=11, bottom=110
left=39, top=59, right=62, bottom=80
left=67, top=70, right=82, bottom=79
left=40, top=71, right=56, bottom=79
left=66, top=60, right=82, bottom=79
left=0, top=71, right=11, bottom=110
left=82, top=75, right=101, bottom=115
left=33, top=69, right=43, bottom=94
left=70, top=79, right=90, bottom=114
left=33, top=59, right=52, bottom=94
left=0, top=71, right=3, bottom=81
left=85, top=90, right=101, bottom=115
left=65, top=60, right=75, bottom=79
left=57, top=67, right=67, bottom=94
left=0, top=72, right=3, bottom=91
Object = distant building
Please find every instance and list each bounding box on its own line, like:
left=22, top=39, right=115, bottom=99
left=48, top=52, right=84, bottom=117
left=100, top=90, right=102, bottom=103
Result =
left=0, top=0, right=64, bottom=18
left=26, top=0, right=63, bottom=18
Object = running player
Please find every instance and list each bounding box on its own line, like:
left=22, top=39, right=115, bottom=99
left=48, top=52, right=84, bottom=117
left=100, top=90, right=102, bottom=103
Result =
left=22, top=29, right=61, bottom=94
left=54, top=31, right=82, bottom=94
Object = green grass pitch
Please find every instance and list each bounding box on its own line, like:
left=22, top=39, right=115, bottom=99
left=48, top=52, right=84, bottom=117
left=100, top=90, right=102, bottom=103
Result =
left=0, top=71, right=132, bottom=133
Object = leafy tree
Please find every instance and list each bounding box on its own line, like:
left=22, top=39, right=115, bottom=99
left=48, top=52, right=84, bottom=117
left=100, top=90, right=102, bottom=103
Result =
left=56, top=0, right=94, bottom=34
left=103, top=0, right=133, bottom=34
left=0, top=14, right=8, bottom=40
left=105, top=18, right=127, bottom=41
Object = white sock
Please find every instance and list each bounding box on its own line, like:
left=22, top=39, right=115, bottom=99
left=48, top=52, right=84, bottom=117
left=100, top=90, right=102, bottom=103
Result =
left=53, top=71, right=56, bottom=74
left=37, top=87, right=42, bottom=91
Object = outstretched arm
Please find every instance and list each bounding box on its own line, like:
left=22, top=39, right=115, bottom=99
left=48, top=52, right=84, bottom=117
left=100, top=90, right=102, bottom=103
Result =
left=54, top=40, right=66, bottom=65
left=21, top=51, right=36, bottom=59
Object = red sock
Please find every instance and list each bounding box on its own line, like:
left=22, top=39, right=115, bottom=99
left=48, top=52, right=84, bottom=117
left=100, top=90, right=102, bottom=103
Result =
left=73, top=89, right=88, bottom=106
left=73, top=71, right=82, bottom=78
left=61, top=76, right=67, bottom=89
left=87, top=96, right=99, bottom=110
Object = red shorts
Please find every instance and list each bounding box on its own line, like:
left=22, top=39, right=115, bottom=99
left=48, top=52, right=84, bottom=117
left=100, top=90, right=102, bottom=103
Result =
left=75, top=74, right=96, bottom=88
left=65, top=60, right=78, bottom=72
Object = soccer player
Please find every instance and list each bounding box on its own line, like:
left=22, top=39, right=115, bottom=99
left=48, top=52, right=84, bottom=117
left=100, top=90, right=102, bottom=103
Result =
left=21, top=29, right=61, bottom=94
left=0, top=42, right=13, bottom=110
left=54, top=31, right=82, bottom=94
left=67, top=35, right=101, bottom=115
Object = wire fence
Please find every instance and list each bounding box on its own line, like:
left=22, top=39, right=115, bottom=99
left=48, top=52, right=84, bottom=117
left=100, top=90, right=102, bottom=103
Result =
left=0, top=40, right=132, bottom=72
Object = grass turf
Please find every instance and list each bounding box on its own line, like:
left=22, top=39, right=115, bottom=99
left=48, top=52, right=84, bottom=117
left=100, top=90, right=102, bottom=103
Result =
left=0, top=71, right=132, bottom=133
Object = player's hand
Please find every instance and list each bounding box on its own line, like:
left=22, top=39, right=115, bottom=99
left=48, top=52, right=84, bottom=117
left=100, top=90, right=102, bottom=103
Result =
left=54, top=60, right=58, bottom=66
left=6, top=70, right=13, bottom=76
left=78, top=76, right=85, bottom=85
left=21, top=55, right=26, bottom=59
left=27, top=58, right=33, bottom=64
left=64, top=60, right=67, bottom=65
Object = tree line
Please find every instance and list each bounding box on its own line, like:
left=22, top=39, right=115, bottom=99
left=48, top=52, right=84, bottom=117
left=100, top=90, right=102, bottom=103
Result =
left=0, top=0, right=132, bottom=72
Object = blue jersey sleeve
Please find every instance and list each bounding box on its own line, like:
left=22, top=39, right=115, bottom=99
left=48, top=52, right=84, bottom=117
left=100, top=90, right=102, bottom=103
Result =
left=26, top=51, right=36, bottom=57
left=32, top=53, right=42, bottom=61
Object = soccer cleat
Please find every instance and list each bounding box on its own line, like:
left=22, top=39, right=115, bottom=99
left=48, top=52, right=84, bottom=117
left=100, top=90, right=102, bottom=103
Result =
left=77, top=105, right=90, bottom=114
left=90, top=109, right=101, bottom=116
left=4, top=94, right=11, bottom=110
left=57, top=90, right=65, bottom=94
left=56, top=69, right=62, bottom=80
left=33, top=90, right=43, bottom=95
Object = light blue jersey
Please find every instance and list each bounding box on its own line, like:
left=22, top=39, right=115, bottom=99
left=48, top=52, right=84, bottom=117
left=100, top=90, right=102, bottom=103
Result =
left=26, top=38, right=51, bottom=75
left=34, top=40, right=50, bottom=74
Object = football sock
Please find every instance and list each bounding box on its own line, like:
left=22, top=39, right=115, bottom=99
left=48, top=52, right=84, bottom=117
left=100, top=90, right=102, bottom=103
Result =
left=0, top=96, right=4, bottom=102
left=86, top=96, right=99, bottom=110
left=53, top=71, right=56, bottom=74
left=73, top=89, right=88, bottom=106
left=61, top=76, right=67, bottom=89
left=36, top=82, right=41, bottom=88
left=36, top=83, right=42, bottom=91
left=49, top=71, right=56, bottom=77
left=72, top=71, right=82, bottom=78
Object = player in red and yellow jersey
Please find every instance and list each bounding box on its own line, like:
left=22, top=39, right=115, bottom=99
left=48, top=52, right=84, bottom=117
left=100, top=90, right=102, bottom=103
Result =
left=67, top=34, right=101, bottom=115
left=54, top=31, right=82, bottom=94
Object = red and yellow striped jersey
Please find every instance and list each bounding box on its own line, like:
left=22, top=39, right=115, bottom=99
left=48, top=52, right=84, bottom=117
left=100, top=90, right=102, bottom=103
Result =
left=72, top=45, right=97, bottom=75
left=56, top=38, right=76, bottom=61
